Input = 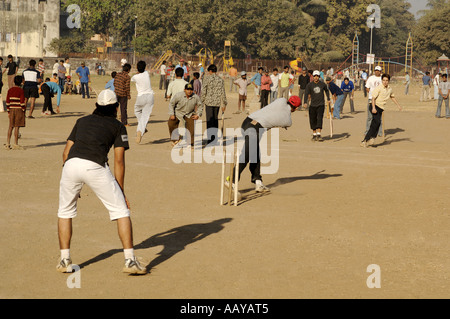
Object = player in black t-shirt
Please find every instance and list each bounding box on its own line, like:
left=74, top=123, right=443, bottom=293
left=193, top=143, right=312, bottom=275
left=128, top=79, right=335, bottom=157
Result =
left=305, top=70, right=331, bottom=141
left=56, top=90, right=147, bottom=275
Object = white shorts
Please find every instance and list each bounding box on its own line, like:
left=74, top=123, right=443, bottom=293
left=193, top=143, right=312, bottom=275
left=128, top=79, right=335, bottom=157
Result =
left=58, top=157, right=130, bottom=220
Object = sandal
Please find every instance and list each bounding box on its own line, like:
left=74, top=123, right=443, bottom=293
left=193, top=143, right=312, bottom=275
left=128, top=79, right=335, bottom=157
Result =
left=12, top=144, right=24, bottom=150
left=3, top=144, right=11, bottom=150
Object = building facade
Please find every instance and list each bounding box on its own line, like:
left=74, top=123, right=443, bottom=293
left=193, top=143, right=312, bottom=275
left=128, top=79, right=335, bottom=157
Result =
left=0, top=0, right=60, bottom=58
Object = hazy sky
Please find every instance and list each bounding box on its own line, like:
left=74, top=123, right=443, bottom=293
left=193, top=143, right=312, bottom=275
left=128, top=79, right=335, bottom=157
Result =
left=407, top=0, right=429, bottom=18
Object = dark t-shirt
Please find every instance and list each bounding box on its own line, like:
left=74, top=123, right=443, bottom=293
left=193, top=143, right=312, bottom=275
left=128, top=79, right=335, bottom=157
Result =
left=67, top=114, right=129, bottom=167
left=5, top=62, right=18, bottom=75
left=298, top=74, right=310, bottom=89
left=305, top=81, right=330, bottom=107
left=328, top=81, right=343, bottom=96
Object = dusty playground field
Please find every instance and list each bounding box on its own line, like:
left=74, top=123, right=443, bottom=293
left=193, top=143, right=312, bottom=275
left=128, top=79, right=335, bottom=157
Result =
left=1, top=74, right=449, bottom=299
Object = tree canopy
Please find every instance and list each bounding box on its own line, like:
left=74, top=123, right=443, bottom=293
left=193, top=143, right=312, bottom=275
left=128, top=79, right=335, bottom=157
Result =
left=57, top=0, right=448, bottom=65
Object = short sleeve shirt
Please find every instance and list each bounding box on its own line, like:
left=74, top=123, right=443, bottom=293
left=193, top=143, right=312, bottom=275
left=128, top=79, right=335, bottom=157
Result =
left=5, top=62, right=18, bottom=75
left=67, top=114, right=129, bottom=167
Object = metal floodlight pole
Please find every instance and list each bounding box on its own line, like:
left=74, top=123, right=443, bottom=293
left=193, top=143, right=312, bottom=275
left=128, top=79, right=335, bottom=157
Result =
left=15, top=0, right=19, bottom=60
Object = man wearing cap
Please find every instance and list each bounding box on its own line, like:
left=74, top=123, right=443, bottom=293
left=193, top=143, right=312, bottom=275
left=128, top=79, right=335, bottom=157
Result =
left=249, top=67, right=263, bottom=100
left=56, top=89, right=147, bottom=275
left=365, top=66, right=383, bottom=137
left=168, top=83, right=203, bottom=146
left=305, top=70, right=331, bottom=141
left=233, top=71, right=252, bottom=114
left=75, top=62, right=90, bottom=99
left=227, top=96, right=301, bottom=195
left=131, top=61, right=154, bottom=144
left=298, top=67, right=310, bottom=110
left=201, top=64, right=227, bottom=144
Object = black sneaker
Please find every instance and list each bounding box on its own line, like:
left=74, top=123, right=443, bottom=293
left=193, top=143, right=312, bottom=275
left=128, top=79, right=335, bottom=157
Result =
left=311, top=135, right=317, bottom=141
left=316, top=135, right=324, bottom=142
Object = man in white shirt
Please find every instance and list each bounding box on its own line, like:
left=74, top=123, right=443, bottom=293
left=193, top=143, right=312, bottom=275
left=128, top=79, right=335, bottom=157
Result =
left=131, top=61, right=155, bottom=144
left=435, top=74, right=449, bottom=118
left=270, top=68, right=280, bottom=103
left=364, top=66, right=383, bottom=137
left=64, top=58, right=71, bottom=77
left=166, top=67, right=188, bottom=100
left=159, top=61, right=166, bottom=90
left=433, top=73, right=441, bottom=100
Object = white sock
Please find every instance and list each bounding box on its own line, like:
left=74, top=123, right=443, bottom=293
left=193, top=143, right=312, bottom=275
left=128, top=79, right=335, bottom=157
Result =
left=124, top=248, right=135, bottom=260
left=255, top=180, right=263, bottom=186
left=317, top=132, right=321, bottom=136
left=60, top=249, right=70, bottom=260
left=313, top=133, right=317, bottom=136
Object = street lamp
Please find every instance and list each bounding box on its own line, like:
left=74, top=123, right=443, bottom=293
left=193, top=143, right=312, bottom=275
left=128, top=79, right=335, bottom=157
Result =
left=15, top=0, right=19, bottom=61
left=133, top=15, right=137, bottom=65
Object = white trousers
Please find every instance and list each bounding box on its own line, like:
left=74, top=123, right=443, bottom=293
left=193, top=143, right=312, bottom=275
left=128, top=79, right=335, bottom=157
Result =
left=134, top=93, right=155, bottom=136
left=58, top=158, right=130, bottom=220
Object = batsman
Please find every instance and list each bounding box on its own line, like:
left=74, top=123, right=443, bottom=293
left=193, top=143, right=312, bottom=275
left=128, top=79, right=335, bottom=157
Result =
left=225, top=96, right=301, bottom=195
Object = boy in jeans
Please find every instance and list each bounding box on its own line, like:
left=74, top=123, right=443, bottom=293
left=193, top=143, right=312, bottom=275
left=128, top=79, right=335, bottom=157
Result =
left=5, top=76, right=26, bottom=150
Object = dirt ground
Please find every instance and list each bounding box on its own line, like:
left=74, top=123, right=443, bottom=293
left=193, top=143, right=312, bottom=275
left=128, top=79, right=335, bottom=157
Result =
left=0, top=73, right=449, bottom=300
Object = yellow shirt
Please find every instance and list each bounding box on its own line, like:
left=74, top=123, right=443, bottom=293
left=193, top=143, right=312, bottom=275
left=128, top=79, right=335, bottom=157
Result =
left=372, top=84, right=394, bottom=109
left=280, top=72, right=290, bottom=88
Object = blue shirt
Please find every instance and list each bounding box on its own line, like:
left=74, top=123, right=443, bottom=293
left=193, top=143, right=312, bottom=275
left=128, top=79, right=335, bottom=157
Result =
left=341, top=81, right=354, bottom=93
left=76, top=66, right=90, bottom=83
left=249, top=73, right=262, bottom=86
left=175, top=64, right=188, bottom=77
left=44, top=81, right=62, bottom=106
left=422, top=75, right=431, bottom=85
left=105, top=79, right=115, bottom=92
left=328, top=81, right=343, bottom=96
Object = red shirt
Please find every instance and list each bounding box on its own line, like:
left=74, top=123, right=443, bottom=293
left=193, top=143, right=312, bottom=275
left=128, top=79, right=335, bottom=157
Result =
left=260, top=74, right=273, bottom=91
left=6, top=86, right=26, bottom=111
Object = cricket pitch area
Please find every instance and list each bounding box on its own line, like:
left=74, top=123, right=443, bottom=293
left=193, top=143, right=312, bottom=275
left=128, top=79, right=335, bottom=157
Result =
left=1, top=75, right=449, bottom=299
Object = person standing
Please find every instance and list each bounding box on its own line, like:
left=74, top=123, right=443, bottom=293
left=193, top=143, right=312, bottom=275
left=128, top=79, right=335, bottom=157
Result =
left=4, top=76, right=26, bottom=150
left=3, top=55, right=18, bottom=90
left=270, top=68, right=280, bottom=103
left=57, top=60, right=67, bottom=92
left=199, top=63, right=205, bottom=81
left=229, top=64, right=238, bottom=92
left=201, top=64, right=227, bottom=144
left=433, top=73, right=441, bottom=100
left=168, top=83, right=203, bottom=147
left=297, top=67, right=310, bottom=110
left=159, top=60, right=166, bottom=90
left=175, top=59, right=188, bottom=81
left=64, top=58, right=71, bottom=78
left=56, top=89, right=146, bottom=275
left=326, top=77, right=344, bottom=120
left=365, top=66, right=383, bottom=137
left=420, top=71, right=432, bottom=102
left=131, top=61, right=155, bottom=144
left=41, top=78, right=62, bottom=115
left=305, top=70, right=331, bottom=141
left=114, top=63, right=132, bottom=126
left=361, top=70, right=368, bottom=97
left=226, top=95, right=301, bottom=195
left=249, top=67, right=263, bottom=100
left=361, top=74, right=402, bottom=147
left=38, top=59, right=45, bottom=80
left=75, top=62, right=90, bottom=99
left=435, top=74, right=449, bottom=119
left=164, top=63, right=174, bottom=100
left=404, top=71, right=410, bottom=95
left=22, top=59, right=42, bottom=118
left=192, top=72, right=202, bottom=96
left=233, top=71, right=251, bottom=114
left=340, top=77, right=355, bottom=114
left=105, top=71, right=117, bottom=92
left=260, top=69, right=272, bottom=108
left=278, top=66, right=290, bottom=99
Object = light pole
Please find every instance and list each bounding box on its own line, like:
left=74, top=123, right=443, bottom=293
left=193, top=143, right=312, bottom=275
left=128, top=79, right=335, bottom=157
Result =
left=15, top=0, right=19, bottom=61
left=133, top=15, right=137, bottom=65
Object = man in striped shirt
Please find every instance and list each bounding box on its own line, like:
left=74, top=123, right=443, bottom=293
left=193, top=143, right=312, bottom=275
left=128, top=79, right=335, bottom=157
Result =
left=114, top=63, right=132, bottom=126
left=5, top=76, right=26, bottom=150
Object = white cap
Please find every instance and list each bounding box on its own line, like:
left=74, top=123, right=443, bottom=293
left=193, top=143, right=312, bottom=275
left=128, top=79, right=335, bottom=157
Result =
left=313, top=70, right=320, bottom=76
left=375, top=66, right=382, bottom=71
left=241, top=71, right=247, bottom=76
left=198, top=63, right=202, bottom=66
left=97, top=89, right=117, bottom=106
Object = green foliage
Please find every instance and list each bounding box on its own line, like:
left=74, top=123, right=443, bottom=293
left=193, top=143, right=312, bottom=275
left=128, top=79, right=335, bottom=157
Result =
left=58, top=0, right=448, bottom=65
left=48, top=32, right=95, bottom=55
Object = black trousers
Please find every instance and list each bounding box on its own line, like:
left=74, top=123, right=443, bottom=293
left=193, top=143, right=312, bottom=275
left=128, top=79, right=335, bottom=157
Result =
left=117, top=96, right=128, bottom=125
left=260, top=90, right=270, bottom=108
left=364, top=105, right=383, bottom=141
left=205, top=105, right=220, bottom=143
left=308, top=105, right=325, bottom=130
left=41, top=84, right=54, bottom=113
left=233, top=117, right=263, bottom=184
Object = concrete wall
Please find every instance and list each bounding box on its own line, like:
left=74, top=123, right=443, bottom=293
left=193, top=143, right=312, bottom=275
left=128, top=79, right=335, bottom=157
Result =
left=0, top=0, right=60, bottom=58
